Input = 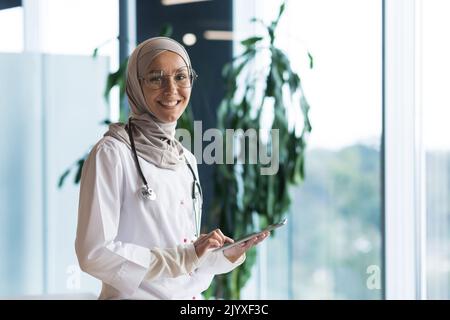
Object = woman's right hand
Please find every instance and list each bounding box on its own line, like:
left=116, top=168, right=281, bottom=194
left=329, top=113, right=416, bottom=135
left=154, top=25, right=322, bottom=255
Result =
left=193, top=229, right=234, bottom=258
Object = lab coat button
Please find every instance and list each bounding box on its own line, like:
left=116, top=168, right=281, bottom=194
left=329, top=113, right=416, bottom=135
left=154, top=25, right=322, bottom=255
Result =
left=183, top=238, right=187, bottom=243
left=192, top=296, right=196, bottom=300
left=180, top=200, right=184, bottom=205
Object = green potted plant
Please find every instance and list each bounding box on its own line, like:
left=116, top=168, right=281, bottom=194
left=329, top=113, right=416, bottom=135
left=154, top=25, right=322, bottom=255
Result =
left=204, top=1, right=312, bottom=299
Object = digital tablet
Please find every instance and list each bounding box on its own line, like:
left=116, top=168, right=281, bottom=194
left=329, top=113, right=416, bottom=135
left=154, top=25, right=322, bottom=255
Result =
left=213, top=218, right=288, bottom=252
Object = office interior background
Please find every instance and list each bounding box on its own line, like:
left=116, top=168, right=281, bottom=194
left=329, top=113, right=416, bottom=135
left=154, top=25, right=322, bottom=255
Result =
left=0, top=0, right=449, bottom=300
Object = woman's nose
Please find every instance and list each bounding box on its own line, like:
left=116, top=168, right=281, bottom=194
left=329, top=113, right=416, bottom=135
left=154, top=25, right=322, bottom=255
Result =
left=163, top=77, right=178, bottom=94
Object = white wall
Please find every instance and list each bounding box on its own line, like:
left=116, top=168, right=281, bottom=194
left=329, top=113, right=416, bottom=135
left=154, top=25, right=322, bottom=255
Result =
left=0, top=53, right=109, bottom=297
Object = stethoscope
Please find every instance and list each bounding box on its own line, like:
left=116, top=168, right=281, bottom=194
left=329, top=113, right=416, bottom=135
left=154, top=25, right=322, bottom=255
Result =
left=126, top=118, right=203, bottom=237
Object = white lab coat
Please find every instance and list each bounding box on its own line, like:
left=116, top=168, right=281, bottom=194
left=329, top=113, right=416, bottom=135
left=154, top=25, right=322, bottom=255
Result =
left=75, top=136, right=245, bottom=300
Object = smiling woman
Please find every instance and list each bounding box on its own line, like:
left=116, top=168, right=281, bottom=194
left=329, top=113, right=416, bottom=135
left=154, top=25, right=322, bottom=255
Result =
left=75, top=37, right=270, bottom=300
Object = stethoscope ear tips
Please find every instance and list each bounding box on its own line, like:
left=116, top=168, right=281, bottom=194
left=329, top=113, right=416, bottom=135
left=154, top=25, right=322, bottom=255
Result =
left=141, top=185, right=156, bottom=201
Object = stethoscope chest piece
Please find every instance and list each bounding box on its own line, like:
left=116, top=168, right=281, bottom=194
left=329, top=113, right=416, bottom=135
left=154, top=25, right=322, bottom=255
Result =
left=141, top=185, right=156, bottom=201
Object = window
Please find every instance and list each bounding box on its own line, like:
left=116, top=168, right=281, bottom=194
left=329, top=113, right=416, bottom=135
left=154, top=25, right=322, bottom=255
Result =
left=235, top=0, right=382, bottom=299
left=422, top=0, right=450, bottom=299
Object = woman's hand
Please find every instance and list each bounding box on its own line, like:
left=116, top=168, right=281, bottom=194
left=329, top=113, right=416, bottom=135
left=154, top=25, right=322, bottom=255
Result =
left=194, top=229, right=234, bottom=258
left=223, top=231, right=270, bottom=263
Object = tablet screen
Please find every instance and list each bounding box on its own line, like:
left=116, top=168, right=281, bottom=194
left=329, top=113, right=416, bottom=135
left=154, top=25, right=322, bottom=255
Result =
left=212, top=218, right=288, bottom=252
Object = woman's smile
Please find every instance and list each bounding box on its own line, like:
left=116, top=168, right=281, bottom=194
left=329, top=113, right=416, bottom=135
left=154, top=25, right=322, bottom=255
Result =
left=157, top=99, right=182, bottom=108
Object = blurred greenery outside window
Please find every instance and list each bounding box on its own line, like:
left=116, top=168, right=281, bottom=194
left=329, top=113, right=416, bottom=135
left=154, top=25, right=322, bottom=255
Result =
left=422, top=0, right=450, bottom=300
left=236, top=0, right=382, bottom=299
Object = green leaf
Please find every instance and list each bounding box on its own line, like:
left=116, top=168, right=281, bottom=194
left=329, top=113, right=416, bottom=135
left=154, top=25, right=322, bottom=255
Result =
left=250, top=17, right=266, bottom=28
left=58, top=169, right=71, bottom=189
left=240, top=36, right=263, bottom=47
left=74, top=159, right=85, bottom=184
left=300, top=94, right=312, bottom=133
left=288, top=73, right=300, bottom=94
left=308, top=51, right=314, bottom=69
left=270, top=1, right=286, bottom=38
left=176, top=105, right=194, bottom=145
left=103, top=58, right=128, bottom=102
left=221, top=62, right=232, bottom=78
left=276, top=2, right=286, bottom=25
left=159, top=23, right=173, bottom=37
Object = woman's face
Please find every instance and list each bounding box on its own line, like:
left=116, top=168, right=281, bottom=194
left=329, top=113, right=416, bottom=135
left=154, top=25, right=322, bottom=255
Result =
left=141, top=51, right=192, bottom=123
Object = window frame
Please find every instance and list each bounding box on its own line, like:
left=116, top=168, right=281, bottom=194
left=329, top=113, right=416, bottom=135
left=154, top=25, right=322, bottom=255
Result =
left=383, top=0, right=427, bottom=300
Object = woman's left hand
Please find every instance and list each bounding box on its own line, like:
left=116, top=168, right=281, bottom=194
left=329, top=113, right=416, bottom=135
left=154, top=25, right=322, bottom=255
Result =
left=223, top=231, right=270, bottom=263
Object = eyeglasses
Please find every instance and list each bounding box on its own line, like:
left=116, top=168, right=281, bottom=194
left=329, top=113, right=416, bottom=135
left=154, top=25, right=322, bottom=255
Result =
left=139, top=66, right=198, bottom=90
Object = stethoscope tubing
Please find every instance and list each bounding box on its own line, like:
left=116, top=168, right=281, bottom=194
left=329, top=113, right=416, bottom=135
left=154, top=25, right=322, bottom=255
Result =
left=126, top=118, right=203, bottom=236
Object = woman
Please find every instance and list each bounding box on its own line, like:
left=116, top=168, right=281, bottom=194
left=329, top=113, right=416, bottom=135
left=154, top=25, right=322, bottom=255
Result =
left=75, top=37, right=269, bottom=300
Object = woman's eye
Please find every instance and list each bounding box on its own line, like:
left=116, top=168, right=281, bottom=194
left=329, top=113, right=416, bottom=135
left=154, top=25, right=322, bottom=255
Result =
left=149, top=76, right=162, bottom=82
left=176, top=74, right=188, bottom=81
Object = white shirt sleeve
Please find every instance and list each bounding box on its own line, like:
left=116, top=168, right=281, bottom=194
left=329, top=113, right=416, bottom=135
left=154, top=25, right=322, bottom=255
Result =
left=75, top=142, right=199, bottom=296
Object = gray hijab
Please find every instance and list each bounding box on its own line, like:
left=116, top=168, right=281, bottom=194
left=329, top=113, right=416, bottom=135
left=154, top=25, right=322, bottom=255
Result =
left=105, top=37, right=192, bottom=170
